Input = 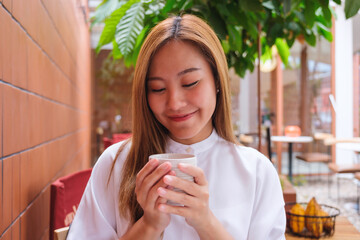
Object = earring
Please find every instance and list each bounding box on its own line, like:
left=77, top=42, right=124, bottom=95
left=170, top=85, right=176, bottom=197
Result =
left=216, top=89, right=220, bottom=93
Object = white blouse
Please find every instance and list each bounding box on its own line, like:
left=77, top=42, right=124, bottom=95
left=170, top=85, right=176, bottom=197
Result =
left=67, top=130, right=286, bottom=240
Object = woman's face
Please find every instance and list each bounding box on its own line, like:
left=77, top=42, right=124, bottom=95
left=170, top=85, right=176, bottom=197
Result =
left=147, top=40, right=217, bottom=145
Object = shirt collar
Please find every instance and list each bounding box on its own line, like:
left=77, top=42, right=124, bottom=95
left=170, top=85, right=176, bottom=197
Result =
left=165, top=129, right=219, bottom=155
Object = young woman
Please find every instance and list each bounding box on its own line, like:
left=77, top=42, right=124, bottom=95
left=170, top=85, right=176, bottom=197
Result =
left=67, top=14, right=286, bottom=240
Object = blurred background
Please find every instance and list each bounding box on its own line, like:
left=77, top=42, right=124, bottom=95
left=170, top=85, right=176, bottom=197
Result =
left=0, top=0, right=359, bottom=239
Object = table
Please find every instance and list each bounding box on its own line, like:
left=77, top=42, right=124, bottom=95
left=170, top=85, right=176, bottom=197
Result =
left=337, top=143, right=360, bottom=153
left=271, top=136, right=313, bottom=182
left=285, top=216, right=360, bottom=239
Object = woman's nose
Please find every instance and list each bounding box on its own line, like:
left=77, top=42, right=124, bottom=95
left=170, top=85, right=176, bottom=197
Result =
left=167, top=89, right=186, bottom=111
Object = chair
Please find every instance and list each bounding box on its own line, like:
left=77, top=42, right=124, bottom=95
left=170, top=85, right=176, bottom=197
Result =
left=324, top=138, right=360, bottom=200
left=296, top=133, right=333, bottom=177
left=50, top=168, right=92, bottom=240
left=103, top=133, right=132, bottom=150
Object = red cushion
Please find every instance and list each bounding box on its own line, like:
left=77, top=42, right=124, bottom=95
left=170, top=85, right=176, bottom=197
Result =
left=112, top=133, right=132, bottom=142
left=50, top=168, right=92, bottom=240
left=103, top=137, right=113, bottom=150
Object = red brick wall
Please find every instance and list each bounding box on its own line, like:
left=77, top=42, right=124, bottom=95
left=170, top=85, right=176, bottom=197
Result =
left=0, top=0, right=91, bottom=239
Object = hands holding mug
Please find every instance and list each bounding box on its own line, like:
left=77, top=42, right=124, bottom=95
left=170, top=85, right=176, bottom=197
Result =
left=135, top=153, right=216, bottom=236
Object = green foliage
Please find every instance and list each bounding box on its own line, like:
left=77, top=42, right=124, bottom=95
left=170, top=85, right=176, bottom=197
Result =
left=345, top=0, right=360, bottom=19
left=115, top=2, right=145, bottom=56
left=93, top=0, right=357, bottom=78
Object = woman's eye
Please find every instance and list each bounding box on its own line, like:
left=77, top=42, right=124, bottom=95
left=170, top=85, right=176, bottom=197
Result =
left=183, top=81, right=199, bottom=88
left=151, top=88, right=165, bottom=93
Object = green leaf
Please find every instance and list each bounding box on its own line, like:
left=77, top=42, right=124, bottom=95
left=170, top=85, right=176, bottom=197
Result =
left=112, top=39, right=123, bottom=60
left=319, top=0, right=329, bottom=8
left=304, top=0, right=316, bottom=26
left=261, top=44, right=272, bottom=63
left=131, top=25, right=149, bottom=64
left=318, top=26, right=333, bottom=41
left=115, top=2, right=145, bottom=56
left=161, top=0, right=176, bottom=14
left=321, top=6, right=332, bottom=23
left=262, top=1, right=275, bottom=10
left=91, top=0, right=124, bottom=28
left=180, top=0, right=193, bottom=11
left=215, top=3, right=239, bottom=25
left=290, top=0, right=302, bottom=12
left=283, top=0, right=292, bottom=16
left=145, top=1, right=165, bottom=15
left=345, top=0, right=360, bottom=19
left=287, top=22, right=300, bottom=32
left=221, top=40, right=230, bottom=54
left=294, top=10, right=306, bottom=23
left=275, top=38, right=289, bottom=65
left=286, top=37, right=295, bottom=47
left=227, top=25, right=242, bottom=51
left=268, top=23, right=283, bottom=46
left=237, top=13, right=258, bottom=39
left=304, top=32, right=316, bottom=46
left=240, top=0, right=263, bottom=12
left=96, top=0, right=138, bottom=53
left=332, top=0, right=341, bottom=5
left=208, top=6, right=227, bottom=40
left=316, top=12, right=332, bottom=28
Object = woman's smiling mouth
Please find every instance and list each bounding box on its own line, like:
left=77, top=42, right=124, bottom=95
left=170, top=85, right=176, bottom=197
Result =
left=168, top=111, right=197, bottom=122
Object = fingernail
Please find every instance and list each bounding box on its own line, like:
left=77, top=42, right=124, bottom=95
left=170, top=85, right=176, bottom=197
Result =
left=158, top=187, right=167, bottom=195
left=178, top=163, right=186, bottom=168
left=164, top=175, right=172, bottom=183
left=158, top=204, right=166, bottom=211
left=161, top=162, right=171, bottom=169
left=150, top=159, right=158, bottom=166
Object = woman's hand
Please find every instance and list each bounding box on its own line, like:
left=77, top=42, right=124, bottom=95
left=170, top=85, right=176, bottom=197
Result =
left=135, top=158, right=175, bottom=235
left=156, top=163, right=212, bottom=231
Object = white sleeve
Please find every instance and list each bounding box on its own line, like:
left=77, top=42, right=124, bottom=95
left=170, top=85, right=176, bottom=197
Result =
left=67, top=143, right=128, bottom=240
left=247, top=153, right=286, bottom=240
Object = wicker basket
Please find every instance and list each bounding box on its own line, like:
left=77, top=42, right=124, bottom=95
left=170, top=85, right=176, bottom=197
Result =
left=285, top=202, right=340, bottom=238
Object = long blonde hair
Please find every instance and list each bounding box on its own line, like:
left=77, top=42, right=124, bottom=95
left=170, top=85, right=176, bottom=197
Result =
left=115, top=14, right=237, bottom=223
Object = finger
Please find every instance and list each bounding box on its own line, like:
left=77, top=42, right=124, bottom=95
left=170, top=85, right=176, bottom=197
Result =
left=137, top=162, right=172, bottom=204
left=157, top=196, right=167, bottom=205
left=178, top=163, right=207, bottom=186
left=136, top=158, right=159, bottom=189
left=163, top=175, right=200, bottom=197
left=146, top=171, right=172, bottom=207
left=157, top=187, right=195, bottom=207
left=158, top=202, right=189, bottom=218
left=165, top=170, right=176, bottom=190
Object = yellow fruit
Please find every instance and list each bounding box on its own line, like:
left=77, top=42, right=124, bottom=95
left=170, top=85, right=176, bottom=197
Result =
left=305, top=197, right=323, bottom=237
left=290, top=203, right=305, bottom=233
left=319, top=209, right=334, bottom=233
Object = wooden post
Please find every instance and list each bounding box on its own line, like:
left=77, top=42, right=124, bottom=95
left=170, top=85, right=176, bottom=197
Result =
left=271, top=54, right=284, bottom=173
left=300, top=45, right=310, bottom=137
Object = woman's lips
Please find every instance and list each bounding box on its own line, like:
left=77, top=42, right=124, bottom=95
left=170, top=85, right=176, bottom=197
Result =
left=168, top=111, right=197, bottom=122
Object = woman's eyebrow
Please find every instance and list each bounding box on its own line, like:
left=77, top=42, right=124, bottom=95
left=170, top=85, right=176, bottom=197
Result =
left=147, top=67, right=201, bottom=81
left=177, top=67, right=201, bottom=77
